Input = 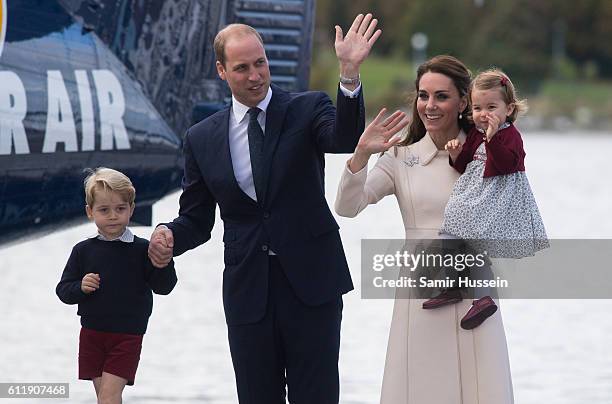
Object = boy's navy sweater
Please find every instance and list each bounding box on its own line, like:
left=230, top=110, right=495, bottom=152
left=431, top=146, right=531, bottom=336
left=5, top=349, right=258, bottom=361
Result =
left=56, top=236, right=177, bottom=335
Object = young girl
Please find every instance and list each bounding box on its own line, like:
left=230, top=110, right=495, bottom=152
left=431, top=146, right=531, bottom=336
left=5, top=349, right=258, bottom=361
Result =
left=430, top=69, right=548, bottom=329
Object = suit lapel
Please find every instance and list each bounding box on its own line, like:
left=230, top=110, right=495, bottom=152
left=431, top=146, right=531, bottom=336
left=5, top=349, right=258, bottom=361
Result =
left=261, top=85, right=289, bottom=205
left=213, top=108, right=258, bottom=206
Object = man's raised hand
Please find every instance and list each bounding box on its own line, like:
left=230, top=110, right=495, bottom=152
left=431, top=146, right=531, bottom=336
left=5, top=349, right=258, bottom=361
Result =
left=335, top=13, right=382, bottom=78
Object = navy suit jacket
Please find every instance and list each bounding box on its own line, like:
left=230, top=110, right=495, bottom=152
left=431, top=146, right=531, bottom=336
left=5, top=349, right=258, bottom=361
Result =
left=166, top=84, right=365, bottom=325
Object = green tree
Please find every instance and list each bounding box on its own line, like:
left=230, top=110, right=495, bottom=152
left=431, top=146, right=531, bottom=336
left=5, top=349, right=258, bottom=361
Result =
left=312, top=0, right=612, bottom=84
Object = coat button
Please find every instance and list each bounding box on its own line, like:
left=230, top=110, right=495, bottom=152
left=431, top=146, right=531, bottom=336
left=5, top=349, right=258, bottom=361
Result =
left=261, top=245, right=269, bottom=252
left=263, top=212, right=270, bottom=219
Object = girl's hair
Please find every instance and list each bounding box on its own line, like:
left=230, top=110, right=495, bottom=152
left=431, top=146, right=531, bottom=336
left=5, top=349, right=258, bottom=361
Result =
left=84, top=167, right=135, bottom=207
left=470, top=68, right=528, bottom=122
left=400, top=55, right=472, bottom=146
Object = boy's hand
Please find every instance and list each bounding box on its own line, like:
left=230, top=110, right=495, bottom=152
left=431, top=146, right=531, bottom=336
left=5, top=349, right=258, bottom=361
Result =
left=81, top=273, right=100, bottom=294
left=485, top=113, right=502, bottom=142
left=149, top=225, right=174, bottom=268
left=445, top=139, right=463, bottom=162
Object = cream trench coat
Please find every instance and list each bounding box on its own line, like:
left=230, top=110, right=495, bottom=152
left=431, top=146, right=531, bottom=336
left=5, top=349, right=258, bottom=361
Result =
left=335, top=133, right=514, bottom=404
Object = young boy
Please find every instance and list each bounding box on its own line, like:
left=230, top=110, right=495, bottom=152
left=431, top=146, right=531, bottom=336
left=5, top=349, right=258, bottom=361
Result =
left=56, top=167, right=177, bottom=404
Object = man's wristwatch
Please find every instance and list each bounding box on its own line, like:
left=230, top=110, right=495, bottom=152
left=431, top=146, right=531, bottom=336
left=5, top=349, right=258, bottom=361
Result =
left=339, top=74, right=360, bottom=85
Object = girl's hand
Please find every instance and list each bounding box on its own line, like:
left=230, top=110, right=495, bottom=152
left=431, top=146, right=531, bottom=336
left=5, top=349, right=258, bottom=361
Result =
left=81, top=273, right=100, bottom=294
left=445, top=139, right=463, bottom=162
left=485, top=113, right=502, bottom=142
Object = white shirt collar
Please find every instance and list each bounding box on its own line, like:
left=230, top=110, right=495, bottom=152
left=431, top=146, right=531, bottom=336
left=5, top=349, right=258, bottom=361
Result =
left=231, top=86, right=273, bottom=125
left=89, top=227, right=134, bottom=243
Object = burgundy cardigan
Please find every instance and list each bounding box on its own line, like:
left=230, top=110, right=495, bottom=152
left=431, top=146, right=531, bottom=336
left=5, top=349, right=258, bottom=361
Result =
left=451, top=124, right=526, bottom=177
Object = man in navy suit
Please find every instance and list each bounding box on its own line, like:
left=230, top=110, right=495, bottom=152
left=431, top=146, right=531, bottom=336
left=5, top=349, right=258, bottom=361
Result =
left=149, top=14, right=381, bottom=403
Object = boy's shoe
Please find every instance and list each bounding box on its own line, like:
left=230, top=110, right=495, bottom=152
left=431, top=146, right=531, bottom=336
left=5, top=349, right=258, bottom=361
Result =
left=460, top=296, right=498, bottom=330
left=422, top=289, right=463, bottom=309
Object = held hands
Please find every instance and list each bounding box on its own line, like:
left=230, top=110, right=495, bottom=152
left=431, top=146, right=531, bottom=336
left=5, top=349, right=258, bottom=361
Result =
left=148, top=225, right=174, bottom=268
left=445, top=139, right=463, bottom=162
left=81, top=273, right=100, bottom=294
left=349, top=108, right=409, bottom=172
left=335, top=13, right=382, bottom=78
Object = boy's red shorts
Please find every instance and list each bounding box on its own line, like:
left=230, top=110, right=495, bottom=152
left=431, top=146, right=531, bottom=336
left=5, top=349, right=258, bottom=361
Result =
left=78, top=327, right=143, bottom=386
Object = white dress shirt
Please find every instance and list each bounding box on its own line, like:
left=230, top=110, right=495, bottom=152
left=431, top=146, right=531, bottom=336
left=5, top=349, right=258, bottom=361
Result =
left=229, top=88, right=273, bottom=201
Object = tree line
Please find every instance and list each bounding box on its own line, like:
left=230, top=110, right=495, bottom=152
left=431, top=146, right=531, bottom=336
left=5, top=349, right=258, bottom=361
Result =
left=314, top=0, right=612, bottom=86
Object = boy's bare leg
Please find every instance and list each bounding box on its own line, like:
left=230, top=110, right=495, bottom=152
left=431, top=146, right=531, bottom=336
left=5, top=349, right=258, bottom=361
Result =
left=97, top=372, right=128, bottom=404
left=92, top=377, right=102, bottom=397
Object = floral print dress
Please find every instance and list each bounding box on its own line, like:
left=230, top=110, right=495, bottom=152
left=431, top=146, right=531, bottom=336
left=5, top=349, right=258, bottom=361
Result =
left=441, top=141, right=549, bottom=258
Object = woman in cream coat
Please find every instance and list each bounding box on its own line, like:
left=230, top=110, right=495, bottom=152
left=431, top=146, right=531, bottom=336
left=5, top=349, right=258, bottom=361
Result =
left=335, top=55, right=514, bottom=404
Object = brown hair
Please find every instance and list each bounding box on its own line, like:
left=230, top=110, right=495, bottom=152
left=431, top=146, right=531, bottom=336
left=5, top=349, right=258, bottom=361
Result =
left=470, top=68, right=527, bottom=122
left=399, top=55, right=472, bottom=146
left=84, top=167, right=135, bottom=207
left=214, top=24, right=264, bottom=67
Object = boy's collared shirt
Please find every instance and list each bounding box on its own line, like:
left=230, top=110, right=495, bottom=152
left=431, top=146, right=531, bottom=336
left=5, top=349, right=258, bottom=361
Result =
left=89, top=227, right=134, bottom=243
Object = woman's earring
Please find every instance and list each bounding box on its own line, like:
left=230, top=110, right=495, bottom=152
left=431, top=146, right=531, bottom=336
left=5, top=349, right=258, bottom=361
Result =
left=459, top=113, right=463, bottom=120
